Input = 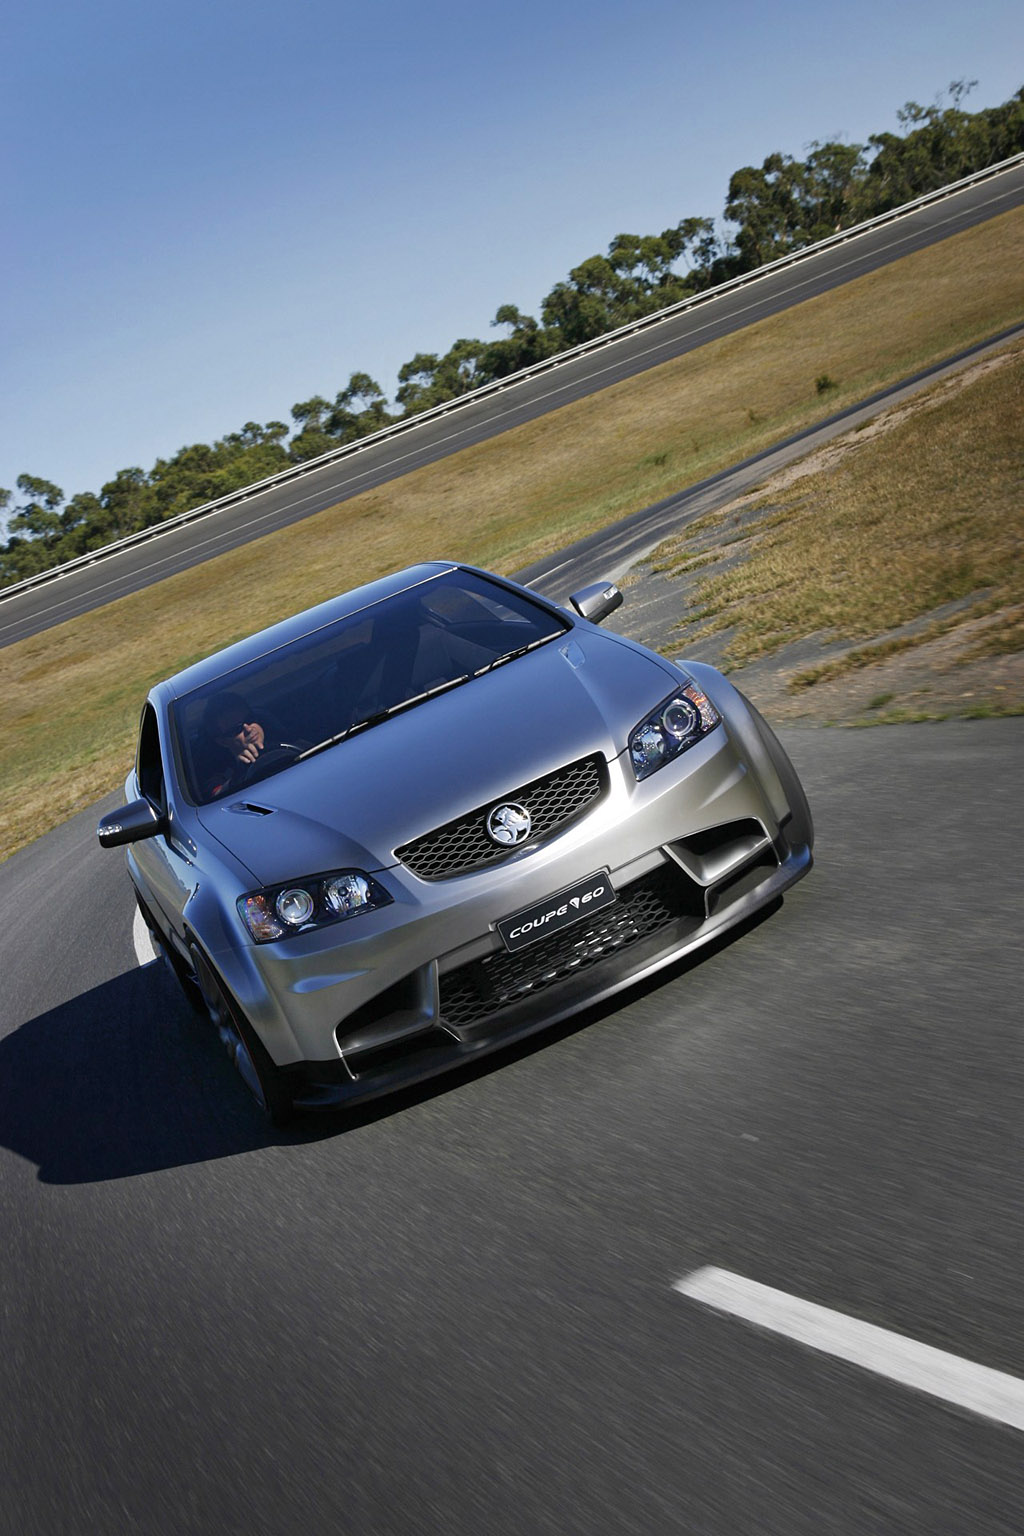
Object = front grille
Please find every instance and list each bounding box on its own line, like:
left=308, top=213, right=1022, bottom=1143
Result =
left=396, top=753, right=607, bottom=881
left=439, top=864, right=701, bottom=1030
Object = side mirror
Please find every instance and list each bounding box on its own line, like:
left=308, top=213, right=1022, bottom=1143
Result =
left=569, top=581, right=623, bottom=625
left=97, top=798, right=166, bottom=848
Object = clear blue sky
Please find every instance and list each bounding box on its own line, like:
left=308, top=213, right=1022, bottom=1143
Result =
left=3, top=0, right=1022, bottom=507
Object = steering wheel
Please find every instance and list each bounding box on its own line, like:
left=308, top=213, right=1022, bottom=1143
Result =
left=233, top=742, right=306, bottom=786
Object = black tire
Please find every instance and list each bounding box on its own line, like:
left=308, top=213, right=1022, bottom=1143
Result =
left=736, top=690, right=814, bottom=852
left=189, top=945, right=294, bottom=1126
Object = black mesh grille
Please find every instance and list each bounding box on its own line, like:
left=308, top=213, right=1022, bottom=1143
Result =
left=396, top=754, right=606, bottom=881
left=439, top=864, right=699, bottom=1030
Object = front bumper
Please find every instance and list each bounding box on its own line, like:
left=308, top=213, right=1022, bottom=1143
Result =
left=283, top=832, right=811, bottom=1110
left=207, top=714, right=812, bottom=1107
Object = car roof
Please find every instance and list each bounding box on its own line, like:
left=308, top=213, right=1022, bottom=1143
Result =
left=158, top=561, right=462, bottom=699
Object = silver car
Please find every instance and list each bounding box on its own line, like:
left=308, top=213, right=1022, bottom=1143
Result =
left=98, top=561, right=813, bottom=1122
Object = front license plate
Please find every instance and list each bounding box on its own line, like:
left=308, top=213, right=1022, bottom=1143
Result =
left=498, top=871, right=617, bottom=953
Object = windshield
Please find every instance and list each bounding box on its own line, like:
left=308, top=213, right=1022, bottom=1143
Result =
left=172, top=569, right=569, bottom=803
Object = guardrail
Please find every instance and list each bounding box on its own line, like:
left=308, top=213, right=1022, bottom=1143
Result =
left=3, top=150, right=1023, bottom=607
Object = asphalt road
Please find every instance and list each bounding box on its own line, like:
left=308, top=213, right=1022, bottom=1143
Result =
left=3, top=159, right=1023, bottom=650
left=4, top=161, right=1023, bottom=1534
left=2, top=715, right=1022, bottom=1535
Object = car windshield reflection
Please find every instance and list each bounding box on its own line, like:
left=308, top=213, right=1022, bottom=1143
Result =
left=172, top=569, right=569, bottom=804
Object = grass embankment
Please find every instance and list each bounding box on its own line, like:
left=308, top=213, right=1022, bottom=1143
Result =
left=650, top=337, right=1024, bottom=723
left=2, top=205, right=1022, bottom=862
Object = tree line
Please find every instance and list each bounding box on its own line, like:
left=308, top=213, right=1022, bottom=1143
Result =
left=3, top=81, right=1021, bottom=589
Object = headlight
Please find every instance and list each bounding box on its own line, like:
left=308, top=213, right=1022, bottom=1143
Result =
left=238, top=869, right=392, bottom=943
left=628, top=681, right=721, bottom=780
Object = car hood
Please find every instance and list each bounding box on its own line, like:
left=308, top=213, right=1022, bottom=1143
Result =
left=195, top=629, right=678, bottom=885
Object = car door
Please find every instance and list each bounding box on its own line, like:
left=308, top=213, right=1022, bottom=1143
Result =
left=130, top=702, right=199, bottom=955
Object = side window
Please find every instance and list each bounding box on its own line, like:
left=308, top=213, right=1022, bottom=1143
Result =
left=136, top=704, right=166, bottom=814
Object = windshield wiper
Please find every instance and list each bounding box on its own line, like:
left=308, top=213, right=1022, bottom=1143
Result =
left=297, top=673, right=474, bottom=763
left=295, top=635, right=559, bottom=765
left=297, top=711, right=390, bottom=762
left=473, top=632, right=560, bottom=676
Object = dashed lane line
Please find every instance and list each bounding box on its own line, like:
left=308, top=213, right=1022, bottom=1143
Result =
left=675, top=1266, right=1024, bottom=1433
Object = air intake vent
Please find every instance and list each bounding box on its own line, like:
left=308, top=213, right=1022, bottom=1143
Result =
left=439, top=863, right=702, bottom=1029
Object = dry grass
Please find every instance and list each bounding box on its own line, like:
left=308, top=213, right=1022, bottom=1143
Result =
left=2, top=204, right=1023, bottom=862
left=655, top=340, right=1023, bottom=671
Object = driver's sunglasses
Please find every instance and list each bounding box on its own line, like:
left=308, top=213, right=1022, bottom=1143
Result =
left=215, top=719, right=247, bottom=737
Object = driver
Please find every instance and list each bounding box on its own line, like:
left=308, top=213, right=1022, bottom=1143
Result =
left=199, top=693, right=271, bottom=798
left=211, top=702, right=266, bottom=769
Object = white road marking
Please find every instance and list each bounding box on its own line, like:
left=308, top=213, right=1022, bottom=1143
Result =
left=674, top=1266, right=1024, bottom=1433
left=132, top=906, right=158, bottom=967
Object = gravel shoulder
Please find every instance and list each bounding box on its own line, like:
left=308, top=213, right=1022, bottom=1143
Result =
left=610, top=346, right=1024, bottom=728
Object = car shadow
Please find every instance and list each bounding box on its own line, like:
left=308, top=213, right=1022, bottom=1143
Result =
left=0, top=902, right=781, bottom=1185
left=0, top=959, right=281, bottom=1183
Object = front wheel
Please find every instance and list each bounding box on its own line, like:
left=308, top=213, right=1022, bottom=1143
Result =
left=189, top=946, right=294, bottom=1126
